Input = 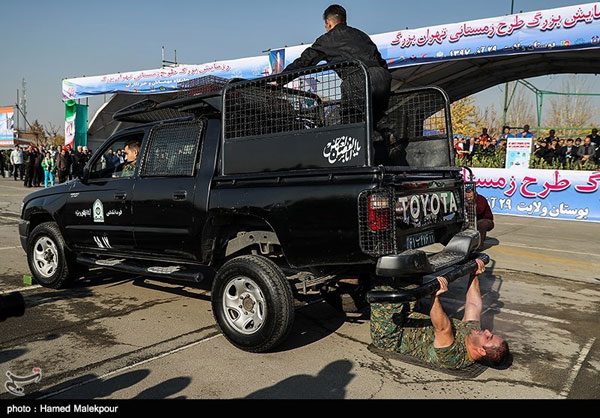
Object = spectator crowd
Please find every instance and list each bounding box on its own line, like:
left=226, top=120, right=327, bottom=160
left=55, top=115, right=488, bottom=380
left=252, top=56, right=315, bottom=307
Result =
left=454, top=125, right=600, bottom=168
left=0, top=145, right=95, bottom=188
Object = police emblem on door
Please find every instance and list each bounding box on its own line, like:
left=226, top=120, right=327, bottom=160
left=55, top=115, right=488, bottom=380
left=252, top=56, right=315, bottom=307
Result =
left=93, top=199, right=104, bottom=223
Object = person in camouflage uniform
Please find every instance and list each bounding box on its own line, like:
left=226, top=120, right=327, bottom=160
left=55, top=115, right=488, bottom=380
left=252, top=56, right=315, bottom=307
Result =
left=370, top=259, right=509, bottom=369
left=116, top=139, right=140, bottom=178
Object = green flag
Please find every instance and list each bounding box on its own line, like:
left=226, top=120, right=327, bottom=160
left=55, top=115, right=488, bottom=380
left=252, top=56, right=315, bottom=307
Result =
left=65, top=99, right=76, bottom=147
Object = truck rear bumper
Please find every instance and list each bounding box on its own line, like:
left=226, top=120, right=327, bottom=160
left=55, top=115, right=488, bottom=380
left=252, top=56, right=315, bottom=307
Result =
left=375, top=229, right=480, bottom=277
left=367, top=252, right=489, bottom=303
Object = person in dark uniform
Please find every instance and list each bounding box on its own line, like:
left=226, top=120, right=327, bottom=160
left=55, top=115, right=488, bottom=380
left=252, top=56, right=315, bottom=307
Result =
left=281, top=5, right=392, bottom=127
left=33, top=147, right=43, bottom=187
left=23, top=146, right=36, bottom=188
left=0, top=150, right=6, bottom=177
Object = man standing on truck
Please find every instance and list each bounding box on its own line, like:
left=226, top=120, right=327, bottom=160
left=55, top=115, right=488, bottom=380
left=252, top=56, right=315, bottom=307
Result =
left=281, top=5, right=392, bottom=126
left=370, top=259, right=510, bottom=369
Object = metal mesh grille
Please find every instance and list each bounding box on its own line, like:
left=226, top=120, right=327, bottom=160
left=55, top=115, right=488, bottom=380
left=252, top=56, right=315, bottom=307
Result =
left=141, top=121, right=203, bottom=177
left=177, top=76, right=228, bottom=98
left=224, top=61, right=367, bottom=140
left=358, top=189, right=396, bottom=257
left=386, top=89, right=447, bottom=145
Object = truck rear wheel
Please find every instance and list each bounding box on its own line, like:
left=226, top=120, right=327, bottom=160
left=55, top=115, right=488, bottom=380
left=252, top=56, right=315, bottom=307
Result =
left=211, top=255, right=295, bottom=352
left=27, top=221, right=77, bottom=289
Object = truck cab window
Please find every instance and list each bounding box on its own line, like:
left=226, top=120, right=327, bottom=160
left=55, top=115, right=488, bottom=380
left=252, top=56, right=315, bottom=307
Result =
left=88, top=133, right=145, bottom=180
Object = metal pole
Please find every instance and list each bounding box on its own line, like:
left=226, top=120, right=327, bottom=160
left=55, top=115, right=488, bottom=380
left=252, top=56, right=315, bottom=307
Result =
left=16, top=89, right=19, bottom=131
left=538, top=93, right=544, bottom=138
left=502, top=0, right=515, bottom=128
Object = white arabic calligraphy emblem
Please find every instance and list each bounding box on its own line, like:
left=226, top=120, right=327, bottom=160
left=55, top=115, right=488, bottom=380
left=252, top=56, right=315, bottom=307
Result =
left=323, top=136, right=362, bottom=164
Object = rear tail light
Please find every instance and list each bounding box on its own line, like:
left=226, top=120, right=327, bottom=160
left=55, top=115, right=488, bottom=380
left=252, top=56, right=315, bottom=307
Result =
left=368, top=195, right=390, bottom=231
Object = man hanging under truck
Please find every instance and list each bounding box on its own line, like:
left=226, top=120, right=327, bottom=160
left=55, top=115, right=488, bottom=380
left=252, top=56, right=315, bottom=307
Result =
left=370, top=259, right=510, bottom=369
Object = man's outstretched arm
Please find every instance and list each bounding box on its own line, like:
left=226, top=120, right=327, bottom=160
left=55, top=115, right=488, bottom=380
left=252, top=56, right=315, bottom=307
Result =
left=463, top=259, right=485, bottom=322
left=430, top=277, right=454, bottom=348
left=282, top=35, right=327, bottom=73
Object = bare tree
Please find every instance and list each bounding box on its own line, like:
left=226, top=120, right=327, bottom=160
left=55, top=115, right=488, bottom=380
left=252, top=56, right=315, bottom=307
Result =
left=477, top=104, right=502, bottom=139
left=506, top=84, right=536, bottom=134
left=44, top=122, right=64, bottom=147
left=29, top=120, right=47, bottom=146
left=547, top=75, right=593, bottom=138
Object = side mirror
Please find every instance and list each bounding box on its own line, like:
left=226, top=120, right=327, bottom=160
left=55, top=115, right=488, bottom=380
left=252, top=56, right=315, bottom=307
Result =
left=82, top=166, right=90, bottom=184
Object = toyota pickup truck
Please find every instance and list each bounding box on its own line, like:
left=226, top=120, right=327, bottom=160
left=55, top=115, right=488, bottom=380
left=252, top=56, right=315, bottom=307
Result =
left=19, top=60, right=483, bottom=352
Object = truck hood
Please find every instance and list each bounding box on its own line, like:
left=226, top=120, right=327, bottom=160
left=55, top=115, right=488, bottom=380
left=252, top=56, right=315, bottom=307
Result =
left=22, top=181, right=74, bottom=205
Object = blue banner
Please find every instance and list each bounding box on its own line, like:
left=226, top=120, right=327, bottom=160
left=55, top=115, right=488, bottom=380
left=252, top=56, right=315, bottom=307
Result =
left=468, top=168, right=600, bottom=222
left=64, top=3, right=600, bottom=100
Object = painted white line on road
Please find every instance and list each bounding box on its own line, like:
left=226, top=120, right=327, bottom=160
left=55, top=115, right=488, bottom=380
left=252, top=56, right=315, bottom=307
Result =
left=494, top=212, right=600, bottom=224
left=443, top=295, right=569, bottom=324
left=493, top=222, right=554, bottom=228
left=0, top=285, right=42, bottom=295
left=0, top=215, right=19, bottom=222
left=0, top=211, right=21, bottom=216
left=38, top=333, right=222, bottom=399
left=0, top=246, right=21, bottom=251
left=0, top=184, right=29, bottom=191
left=559, top=338, right=596, bottom=399
left=482, top=306, right=570, bottom=324
left=497, top=242, right=600, bottom=258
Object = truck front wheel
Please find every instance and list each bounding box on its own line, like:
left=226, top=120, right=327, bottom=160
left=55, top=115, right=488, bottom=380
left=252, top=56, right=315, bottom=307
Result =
left=27, top=222, right=78, bottom=289
left=211, top=255, right=295, bottom=352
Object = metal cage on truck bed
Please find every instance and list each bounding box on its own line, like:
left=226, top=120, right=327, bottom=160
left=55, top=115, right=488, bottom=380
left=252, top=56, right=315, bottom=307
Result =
left=384, top=86, right=454, bottom=168
left=221, top=60, right=373, bottom=175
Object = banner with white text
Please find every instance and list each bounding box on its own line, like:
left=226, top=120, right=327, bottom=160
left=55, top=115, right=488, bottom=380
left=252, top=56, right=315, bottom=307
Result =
left=63, top=3, right=600, bottom=100
left=467, top=168, right=600, bottom=222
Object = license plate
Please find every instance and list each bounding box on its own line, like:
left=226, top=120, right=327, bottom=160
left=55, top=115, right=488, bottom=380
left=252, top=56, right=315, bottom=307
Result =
left=406, top=230, right=435, bottom=249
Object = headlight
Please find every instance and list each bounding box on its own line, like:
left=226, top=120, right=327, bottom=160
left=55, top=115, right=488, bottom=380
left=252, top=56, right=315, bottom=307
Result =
left=20, top=201, right=25, bottom=217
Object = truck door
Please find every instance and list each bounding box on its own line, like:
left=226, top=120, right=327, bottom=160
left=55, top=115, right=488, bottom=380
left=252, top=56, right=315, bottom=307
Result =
left=131, top=121, right=205, bottom=259
left=62, top=132, right=144, bottom=252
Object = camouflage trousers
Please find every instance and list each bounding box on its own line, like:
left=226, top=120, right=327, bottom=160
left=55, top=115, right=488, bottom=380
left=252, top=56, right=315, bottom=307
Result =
left=369, top=277, right=416, bottom=352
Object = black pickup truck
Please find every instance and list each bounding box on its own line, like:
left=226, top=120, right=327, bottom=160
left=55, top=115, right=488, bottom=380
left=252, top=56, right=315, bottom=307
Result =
left=19, top=61, right=482, bottom=352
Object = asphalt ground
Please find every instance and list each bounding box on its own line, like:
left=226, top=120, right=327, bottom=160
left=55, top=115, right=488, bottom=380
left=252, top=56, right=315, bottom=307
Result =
left=0, top=176, right=599, bottom=399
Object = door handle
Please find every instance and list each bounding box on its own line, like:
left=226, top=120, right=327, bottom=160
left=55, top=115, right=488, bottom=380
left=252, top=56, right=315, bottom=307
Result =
left=114, top=191, right=127, bottom=200
left=172, top=190, right=187, bottom=201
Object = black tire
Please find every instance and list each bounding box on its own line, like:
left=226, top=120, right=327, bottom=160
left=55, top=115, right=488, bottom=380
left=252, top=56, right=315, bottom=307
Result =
left=27, top=221, right=78, bottom=289
left=211, top=255, right=295, bottom=352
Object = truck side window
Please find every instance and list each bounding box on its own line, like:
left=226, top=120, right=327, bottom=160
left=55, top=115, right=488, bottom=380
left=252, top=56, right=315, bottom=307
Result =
left=140, top=121, right=203, bottom=177
left=88, top=133, right=144, bottom=180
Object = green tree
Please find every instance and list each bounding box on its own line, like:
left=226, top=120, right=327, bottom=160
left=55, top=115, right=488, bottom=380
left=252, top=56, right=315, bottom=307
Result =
left=450, top=96, right=481, bottom=137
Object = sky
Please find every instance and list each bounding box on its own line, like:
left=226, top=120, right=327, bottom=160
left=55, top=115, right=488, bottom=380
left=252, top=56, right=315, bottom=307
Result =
left=1, top=0, right=599, bottom=131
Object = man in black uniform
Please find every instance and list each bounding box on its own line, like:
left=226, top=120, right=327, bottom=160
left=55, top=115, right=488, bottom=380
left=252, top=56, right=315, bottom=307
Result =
left=23, top=146, right=36, bottom=188
left=282, top=5, right=392, bottom=126
left=0, top=150, right=6, bottom=177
